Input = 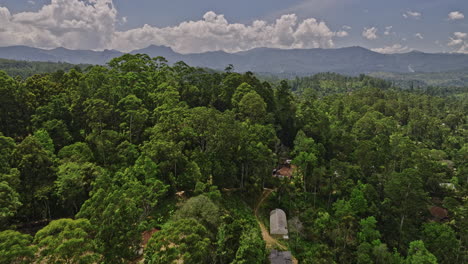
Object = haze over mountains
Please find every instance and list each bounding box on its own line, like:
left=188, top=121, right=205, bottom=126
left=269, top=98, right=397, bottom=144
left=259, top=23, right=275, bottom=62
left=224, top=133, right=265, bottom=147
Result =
left=1, top=45, right=468, bottom=76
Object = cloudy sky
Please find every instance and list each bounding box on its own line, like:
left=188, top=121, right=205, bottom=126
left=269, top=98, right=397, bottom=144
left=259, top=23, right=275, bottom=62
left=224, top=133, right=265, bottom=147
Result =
left=0, top=0, right=467, bottom=54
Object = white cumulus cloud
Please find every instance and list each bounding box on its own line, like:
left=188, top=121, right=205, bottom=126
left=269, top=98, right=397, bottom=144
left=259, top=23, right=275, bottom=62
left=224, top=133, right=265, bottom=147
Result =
left=453, top=32, right=467, bottom=39
left=112, top=12, right=349, bottom=53
left=0, top=0, right=349, bottom=53
left=456, top=44, right=468, bottom=53
left=448, top=38, right=463, bottom=46
left=403, top=11, right=422, bottom=19
left=371, top=44, right=411, bottom=54
left=0, top=0, right=117, bottom=50
left=448, top=32, right=468, bottom=53
left=448, top=11, right=464, bottom=20
left=384, top=26, right=393, bottom=36
left=362, top=27, right=378, bottom=40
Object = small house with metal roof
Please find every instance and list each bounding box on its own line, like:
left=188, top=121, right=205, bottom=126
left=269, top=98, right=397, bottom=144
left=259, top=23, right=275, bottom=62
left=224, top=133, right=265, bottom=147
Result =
left=270, top=209, right=288, bottom=239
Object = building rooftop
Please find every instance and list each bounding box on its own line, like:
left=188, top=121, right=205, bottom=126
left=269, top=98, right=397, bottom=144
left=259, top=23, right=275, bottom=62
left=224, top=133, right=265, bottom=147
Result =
left=269, top=250, right=292, bottom=264
left=270, top=209, right=288, bottom=235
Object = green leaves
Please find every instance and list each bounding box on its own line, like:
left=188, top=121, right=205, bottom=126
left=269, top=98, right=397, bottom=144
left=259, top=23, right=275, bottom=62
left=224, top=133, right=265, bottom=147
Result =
left=78, top=184, right=144, bottom=262
left=11, top=134, right=56, bottom=220
left=77, top=156, right=168, bottom=263
left=83, top=98, right=113, bottom=133
left=357, top=217, right=380, bottom=244
left=0, top=71, right=30, bottom=137
left=172, top=195, right=221, bottom=234
left=293, top=131, right=320, bottom=193
left=145, top=218, right=212, bottom=264
left=117, top=94, right=149, bottom=143
left=34, top=218, right=102, bottom=264
left=58, top=142, right=94, bottom=163
left=238, top=91, right=268, bottom=123
left=0, top=54, right=466, bottom=264
left=383, top=169, right=428, bottom=245
left=406, top=240, right=437, bottom=264
left=0, top=181, right=21, bottom=225
left=422, top=223, right=460, bottom=264
left=33, top=129, right=55, bottom=154
left=0, top=230, right=36, bottom=264
left=55, top=162, right=103, bottom=213
left=0, top=133, right=15, bottom=174
left=232, top=226, right=266, bottom=264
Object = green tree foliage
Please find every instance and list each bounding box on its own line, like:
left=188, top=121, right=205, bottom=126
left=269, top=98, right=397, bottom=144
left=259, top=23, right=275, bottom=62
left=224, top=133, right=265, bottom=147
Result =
left=272, top=73, right=466, bottom=263
left=405, top=240, right=437, bottom=264
left=293, top=130, right=319, bottom=193
left=11, top=134, right=56, bottom=220
left=0, top=133, right=16, bottom=174
left=232, top=227, right=266, bottom=264
left=144, top=218, right=212, bottom=264
left=383, top=169, right=429, bottom=246
left=117, top=94, right=149, bottom=143
left=0, top=230, right=36, bottom=264
left=0, top=56, right=466, bottom=263
left=33, top=129, right=56, bottom=154
left=0, top=58, right=86, bottom=79
left=356, top=217, right=402, bottom=264
left=0, top=181, right=22, bottom=226
left=216, top=216, right=244, bottom=263
left=55, top=162, right=104, bottom=213
left=0, top=133, right=21, bottom=226
left=217, top=197, right=266, bottom=264
left=58, top=142, right=94, bottom=163
left=238, top=90, right=268, bottom=123
left=421, top=222, right=460, bottom=264
left=33, top=218, right=102, bottom=264
left=0, top=71, right=31, bottom=137
left=77, top=156, right=168, bottom=263
left=172, top=195, right=221, bottom=233
left=275, top=80, right=297, bottom=147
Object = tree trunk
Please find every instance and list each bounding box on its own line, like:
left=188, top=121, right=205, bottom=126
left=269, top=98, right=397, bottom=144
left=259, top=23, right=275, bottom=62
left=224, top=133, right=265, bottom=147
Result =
left=240, top=163, right=244, bottom=189
left=129, top=113, right=133, bottom=143
left=327, top=175, right=333, bottom=209
left=303, top=164, right=307, bottom=193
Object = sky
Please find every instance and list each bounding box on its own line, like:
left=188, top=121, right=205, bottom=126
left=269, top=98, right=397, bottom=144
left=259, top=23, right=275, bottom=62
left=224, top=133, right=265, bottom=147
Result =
left=0, top=0, right=467, bottom=54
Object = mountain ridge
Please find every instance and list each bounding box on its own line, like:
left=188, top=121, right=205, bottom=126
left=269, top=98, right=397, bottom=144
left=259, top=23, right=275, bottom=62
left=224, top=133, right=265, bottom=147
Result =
left=1, top=45, right=467, bottom=75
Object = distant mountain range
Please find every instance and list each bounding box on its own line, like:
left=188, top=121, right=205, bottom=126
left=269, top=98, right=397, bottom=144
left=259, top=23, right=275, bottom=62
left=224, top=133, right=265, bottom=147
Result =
left=1, top=45, right=468, bottom=75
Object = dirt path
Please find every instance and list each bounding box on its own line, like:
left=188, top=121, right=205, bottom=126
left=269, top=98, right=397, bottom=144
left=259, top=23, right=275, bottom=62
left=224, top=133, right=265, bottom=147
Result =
left=255, top=189, right=298, bottom=264
left=255, top=189, right=287, bottom=250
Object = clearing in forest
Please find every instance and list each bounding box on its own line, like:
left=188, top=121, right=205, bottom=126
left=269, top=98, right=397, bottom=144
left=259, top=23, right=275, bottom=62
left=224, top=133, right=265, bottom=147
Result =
left=254, top=189, right=298, bottom=264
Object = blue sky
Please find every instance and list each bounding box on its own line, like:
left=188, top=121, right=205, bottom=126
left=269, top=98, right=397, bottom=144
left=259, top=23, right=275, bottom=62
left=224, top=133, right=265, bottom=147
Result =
left=0, top=0, right=467, bottom=53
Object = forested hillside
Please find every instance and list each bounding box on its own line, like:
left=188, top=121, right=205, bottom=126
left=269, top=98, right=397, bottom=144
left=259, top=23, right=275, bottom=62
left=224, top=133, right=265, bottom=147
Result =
left=0, top=54, right=466, bottom=263
left=0, top=58, right=88, bottom=79
left=370, top=70, right=468, bottom=89
left=3, top=45, right=468, bottom=75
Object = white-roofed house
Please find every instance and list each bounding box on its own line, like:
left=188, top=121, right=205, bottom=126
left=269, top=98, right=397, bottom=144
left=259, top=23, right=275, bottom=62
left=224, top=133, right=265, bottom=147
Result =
left=270, top=209, right=288, bottom=239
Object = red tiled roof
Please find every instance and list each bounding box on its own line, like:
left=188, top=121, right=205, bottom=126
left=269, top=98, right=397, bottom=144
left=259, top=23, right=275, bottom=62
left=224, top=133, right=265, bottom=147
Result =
left=429, top=206, right=448, bottom=220
left=275, top=165, right=297, bottom=178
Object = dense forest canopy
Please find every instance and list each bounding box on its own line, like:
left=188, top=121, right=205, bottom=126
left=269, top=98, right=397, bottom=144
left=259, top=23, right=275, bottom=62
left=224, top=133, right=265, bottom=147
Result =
left=0, top=54, right=466, bottom=263
left=369, top=70, right=468, bottom=89
left=0, top=58, right=88, bottom=79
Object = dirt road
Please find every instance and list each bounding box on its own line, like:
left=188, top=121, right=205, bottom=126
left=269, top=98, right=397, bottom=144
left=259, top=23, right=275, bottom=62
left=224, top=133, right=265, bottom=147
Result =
left=255, top=189, right=298, bottom=264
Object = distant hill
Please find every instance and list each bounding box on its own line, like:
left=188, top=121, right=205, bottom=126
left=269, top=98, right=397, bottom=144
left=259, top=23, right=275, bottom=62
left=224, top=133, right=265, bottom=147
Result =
left=0, top=58, right=89, bottom=78
left=0, top=46, right=121, bottom=65
left=369, top=70, right=468, bottom=88
left=1, top=45, right=468, bottom=76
